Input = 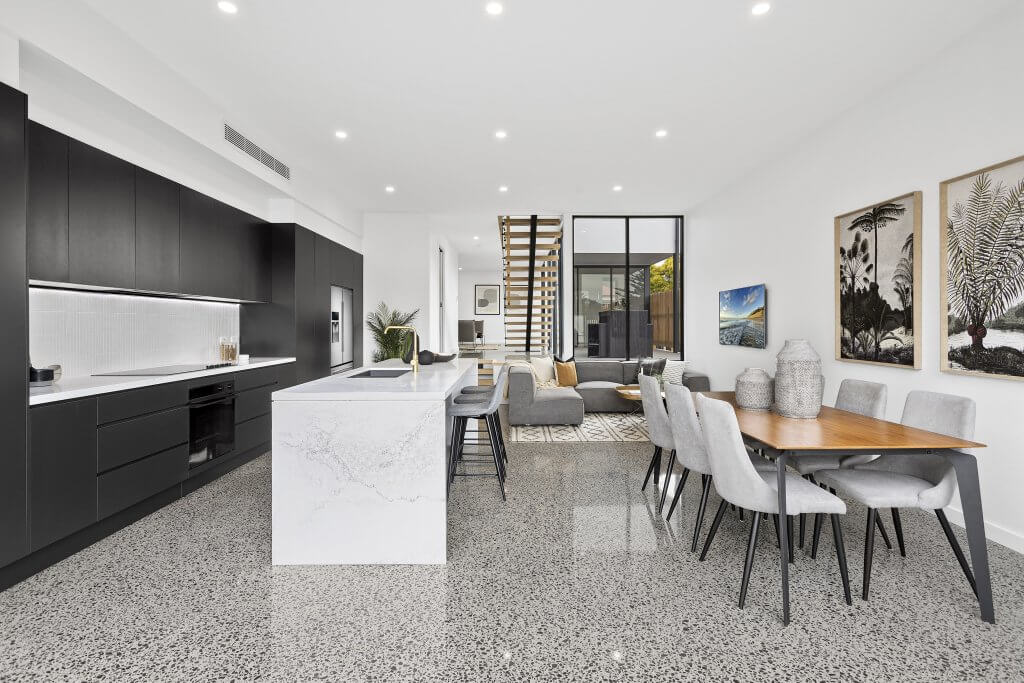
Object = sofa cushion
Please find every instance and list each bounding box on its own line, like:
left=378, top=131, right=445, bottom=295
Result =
left=576, top=381, right=636, bottom=413
left=555, top=360, right=579, bottom=387
left=662, top=359, right=689, bottom=385
left=621, top=361, right=641, bottom=384
left=531, top=356, right=555, bottom=383
left=575, top=360, right=627, bottom=384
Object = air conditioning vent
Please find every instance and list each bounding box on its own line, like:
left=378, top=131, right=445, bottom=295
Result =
left=224, top=123, right=290, bottom=180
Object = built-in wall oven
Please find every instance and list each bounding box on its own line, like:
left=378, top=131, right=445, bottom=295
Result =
left=188, top=379, right=236, bottom=469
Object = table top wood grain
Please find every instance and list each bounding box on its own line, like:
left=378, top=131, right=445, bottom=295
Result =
left=699, top=391, right=985, bottom=452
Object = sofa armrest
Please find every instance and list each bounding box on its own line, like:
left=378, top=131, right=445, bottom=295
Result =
left=508, top=367, right=536, bottom=407
left=681, top=373, right=711, bottom=392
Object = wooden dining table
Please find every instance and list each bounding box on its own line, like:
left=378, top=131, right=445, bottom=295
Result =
left=699, top=391, right=991, bottom=626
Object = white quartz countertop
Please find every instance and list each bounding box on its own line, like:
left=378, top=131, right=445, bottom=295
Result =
left=273, top=358, right=477, bottom=401
left=29, top=357, right=296, bottom=406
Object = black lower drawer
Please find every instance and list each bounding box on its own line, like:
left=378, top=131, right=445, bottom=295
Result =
left=97, top=444, right=188, bottom=519
left=235, top=385, right=273, bottom=424
left=236, top=414, right=271, bottom=454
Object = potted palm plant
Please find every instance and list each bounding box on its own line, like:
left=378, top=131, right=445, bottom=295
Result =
left=366, top=302, right=419, bottom=363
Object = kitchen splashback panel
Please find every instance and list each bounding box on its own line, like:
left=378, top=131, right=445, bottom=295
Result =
left=30, top=289, right=239, bottom=378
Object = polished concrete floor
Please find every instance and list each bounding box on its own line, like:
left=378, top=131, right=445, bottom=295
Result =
left=3, top=439, right=1024, bottom=681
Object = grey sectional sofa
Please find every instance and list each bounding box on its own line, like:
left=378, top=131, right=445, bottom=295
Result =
left=508, top=359, right=710, bottom=426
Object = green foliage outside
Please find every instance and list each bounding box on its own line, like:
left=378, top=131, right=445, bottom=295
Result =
left=650, top=257, right=673, bottom=293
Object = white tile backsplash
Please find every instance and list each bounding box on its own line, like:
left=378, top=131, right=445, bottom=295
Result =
left=30, top=289, right=239, bottom=378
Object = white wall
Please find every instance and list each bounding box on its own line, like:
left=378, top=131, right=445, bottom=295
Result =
left=684, top=4, right=1024, bottom=552
left=361, top=213, right=461, bottom=363
left=0, top=27, right=17, bottom=87
left=458, top=269, right=506, bottom=343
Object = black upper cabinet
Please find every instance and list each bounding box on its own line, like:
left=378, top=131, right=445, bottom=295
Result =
left=241, top=212, right=271, bottom=303
left=27, top=122, right=69, bottom=283
left=0, top=85, right=29, bottom=568
left=313, top=235, right=332, bottom=375
left=294, top=227, right=318, bottom=383
left=180, top=188, right=240, bottom=300
left=135, top=168, right=180, bottom=294
left=29, top=398, right=97, bottom=552
left=69, top=141, right=136, bottom=288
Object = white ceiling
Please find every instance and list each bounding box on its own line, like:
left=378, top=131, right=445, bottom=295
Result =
left=74, top=0, right=1013, bottom=229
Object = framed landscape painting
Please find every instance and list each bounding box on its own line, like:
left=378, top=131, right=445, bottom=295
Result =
left=940, top=155, right=1024, bottom=381
left=719, top=284, right=766, bottom=348
left=834, top=191, right=922, bottom=368
left=475, top=284, right=501, bottom=315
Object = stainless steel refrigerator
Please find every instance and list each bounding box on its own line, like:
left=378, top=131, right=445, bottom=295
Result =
left=330, top=285, right=354, bottom=371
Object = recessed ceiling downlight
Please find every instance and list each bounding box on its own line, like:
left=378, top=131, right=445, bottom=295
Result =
left=612, top=185, right=623, bottom=192
left=334, top=130, right=348, bottom=140
left=485, top=2, right=504, bottom=16
left=655, top=129, right=668, bottom=138
left=218, top=1, right=238, bottom=14
left=494, top=129, right=508, bottom=140
left=498, top=185, right=509, bottom=193
left=385, top=185, right=396, bottom=193
left=751, top=2, right=771, bottom=16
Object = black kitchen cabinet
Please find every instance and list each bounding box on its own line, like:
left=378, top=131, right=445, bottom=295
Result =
left=29, top=398, right=97, bottom=552
left=27, top=122, right=69, bottom=283
left=313, top=234, right=332, bottom=375
left=235, top=208, right=270, bottom=303
left=135, top=167, right=180, bottom=293
left=180, top=187, right=240, bottom=300
left=68, top=140, right=136, bottom=289
left=295, top=227, right=319, bottom=382
left=0, top=84, right=29, bottom=568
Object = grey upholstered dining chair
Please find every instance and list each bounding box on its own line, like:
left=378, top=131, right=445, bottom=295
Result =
left=815, top=390, right=977, bottom=601
left=664, top=384, right=774, bottom=551
left=639, top=374, right=675, bottom=496
left=695, top=394, right=852, bottom=610
left=793, top=379, right=888, bottom=549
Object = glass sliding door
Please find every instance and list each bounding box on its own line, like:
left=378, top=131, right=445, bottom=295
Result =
left=572, top=218, right=626, bottom=358
left=572, top=216, right=683, bottom=360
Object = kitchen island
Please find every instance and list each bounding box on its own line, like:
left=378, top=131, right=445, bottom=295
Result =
left=271, top=358, right=478, bottom=565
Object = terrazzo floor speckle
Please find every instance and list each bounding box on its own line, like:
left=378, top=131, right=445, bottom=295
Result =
left=2, top=435, right=1024, bottom=681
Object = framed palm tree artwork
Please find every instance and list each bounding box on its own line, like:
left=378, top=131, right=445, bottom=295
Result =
left=834, top=191, right=922, bottom=368
left=941, top=155, right=1024, bottom=380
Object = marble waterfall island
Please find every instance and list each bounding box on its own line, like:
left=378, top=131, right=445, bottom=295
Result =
left=271, top=359, right=477, bottom=565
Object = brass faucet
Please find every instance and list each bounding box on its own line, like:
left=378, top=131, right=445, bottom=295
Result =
left=384, top=325, right=419, bottom=373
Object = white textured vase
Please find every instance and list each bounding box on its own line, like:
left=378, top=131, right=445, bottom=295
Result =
left=774, top=339, right=824, bottom=419
left=735, top=368, right=774, bottom=411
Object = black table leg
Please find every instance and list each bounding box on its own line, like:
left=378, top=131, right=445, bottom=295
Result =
left=944, top=451, right=994, bottom=623
left=775, top=450, right=790, bottom=625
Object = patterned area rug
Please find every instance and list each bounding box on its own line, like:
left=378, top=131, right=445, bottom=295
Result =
left=511, top=413, right=649, bottom=443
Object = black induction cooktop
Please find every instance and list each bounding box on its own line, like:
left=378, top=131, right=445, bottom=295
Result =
left=94, top=363, right=234, bottom=377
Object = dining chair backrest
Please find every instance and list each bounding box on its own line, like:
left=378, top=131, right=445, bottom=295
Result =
left=695, top=394, right=779, bottom=513
left=865, top=390, right=976, bottom=509
left=664, top=384, right=711, bottom=475
left=835, top=379, right=887, bottom=419
left=639, top=374, right=674, bottom=451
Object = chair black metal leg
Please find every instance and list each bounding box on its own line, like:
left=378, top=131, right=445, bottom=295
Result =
left=665, top=468, right=690, bottom=521
left=831, top=514, right=852, bottom=605
left=891, top=508, right=906, bottom=557
left=493, top=411, right=508, bottom=464
left=642, top=446, right=662, bottom=492
left=738, top=511, right=762, bottom=609
left=739, top=507, right=745, bottom=521
left=449, top=417, right=465, bottom=485
left=699, top=499, right=729, bottom=561
left=936, top=509, right=978, bottom=597
left=875, top=512, right=893, bottom=550
left=863, top=508, right=877, bottom=600
left=485, top=414, right=506, bottom=501
left=786, top=515, right=795, bottom=563
left=691, top=474, right=713, bottom=553
left=771, top=515, right=780, bottom=548
left=659, top=450, right=677, bottom=510
left=799, top=513, right=806, bottom=549
left=811, top=513, right=823, bottom=559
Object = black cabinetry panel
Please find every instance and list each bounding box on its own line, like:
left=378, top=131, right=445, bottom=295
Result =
left=295, top=227, right=319, bottom=383
left=68, top=140, right=136, bottom=288
left=0, top=85, right=29, bottom=567
left=27, top=122, right=69, bottom=283
left=135, top=168, right=180, bottom=293
left=98, top=444, right=187, bottom=519
left=29, top=398, right=97, bottom=552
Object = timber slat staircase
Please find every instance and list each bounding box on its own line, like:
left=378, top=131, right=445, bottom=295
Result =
left=499, top=215, right=563, bottom=353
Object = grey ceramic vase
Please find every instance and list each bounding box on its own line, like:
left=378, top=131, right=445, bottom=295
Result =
left=774, top=339, right=824, bottom=418
left=735, top=368, right=774, bottom=411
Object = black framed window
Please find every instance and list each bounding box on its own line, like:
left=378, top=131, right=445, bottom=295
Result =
left=572, top=216, right=683, bottom=360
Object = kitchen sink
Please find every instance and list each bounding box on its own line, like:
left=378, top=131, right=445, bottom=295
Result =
left=349, top=369, right=411, bottom=379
